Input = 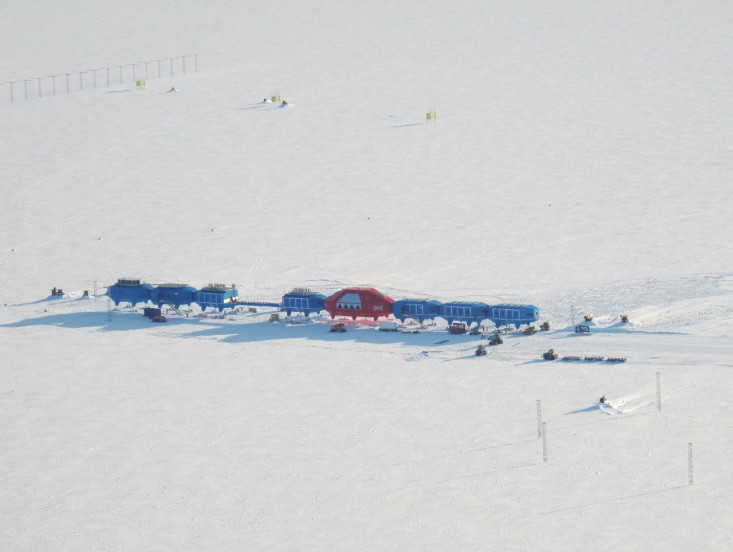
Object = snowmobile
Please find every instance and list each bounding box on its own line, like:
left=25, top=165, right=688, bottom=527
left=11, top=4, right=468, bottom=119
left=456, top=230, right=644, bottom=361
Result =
left=488, top=333, right=503, bottom=346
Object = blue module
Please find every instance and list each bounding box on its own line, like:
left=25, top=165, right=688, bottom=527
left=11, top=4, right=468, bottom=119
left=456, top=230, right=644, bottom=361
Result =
left=487, top=304, right=539, bottom=328
left=282, top=288, right=325, bottom=317
left=107, top=278, right=154, bottom=307
left=391, top=299, right=442, bottom=323
left=439, top=301, right=490, bottom=324
left=150, top=283, right=198, bottom=309
left=196, top=284, right=239, bottom=312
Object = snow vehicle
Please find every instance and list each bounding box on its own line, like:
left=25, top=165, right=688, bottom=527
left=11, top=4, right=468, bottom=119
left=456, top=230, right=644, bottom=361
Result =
left=488, top=333, right=503, bottom=346
left=329, top=322, right=347, bottom=333
left=143, top=307, right=162, bottom=319
left=475, top=344, right=487, bottom=356
left=448, top=321, right=468, bottom=335
left=542, top=349, right=558, bottom=360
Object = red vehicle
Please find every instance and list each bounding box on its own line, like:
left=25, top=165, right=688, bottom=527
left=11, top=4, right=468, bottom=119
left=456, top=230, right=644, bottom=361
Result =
left=324, top=287, right=394, bottom=321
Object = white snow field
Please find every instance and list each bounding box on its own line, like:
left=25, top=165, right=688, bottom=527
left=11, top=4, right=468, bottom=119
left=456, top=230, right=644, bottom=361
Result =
left=1, top=1, right=732, bottom=550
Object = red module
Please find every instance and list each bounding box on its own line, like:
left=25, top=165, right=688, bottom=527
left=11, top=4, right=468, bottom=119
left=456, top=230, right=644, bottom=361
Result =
left=324, top=287, right=395, bottom=321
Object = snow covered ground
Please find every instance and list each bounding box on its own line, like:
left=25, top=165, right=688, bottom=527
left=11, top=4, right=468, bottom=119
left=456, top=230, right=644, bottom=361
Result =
left=1, top=1, right=732, bottom=550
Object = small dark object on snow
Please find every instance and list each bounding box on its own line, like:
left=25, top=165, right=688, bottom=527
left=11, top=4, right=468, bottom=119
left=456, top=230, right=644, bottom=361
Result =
left=606, top=357, right=627, bottom=363
left=330, top=322, right=347, bottom=333
left=620, top=314, right=629, bottom=323
left=562, top=355, right=583, bottom=361
left=540, top=321, right=550, bottom=331
left=151, top=314, right=167, bottom=323
left=83, top=290, right=89, bottom=297
left=488, top=333, right=503, bottom=346
left=475, top=344, right=487, bottom=356
left=575, top=325, right=590, bottom=333
left=600, top=396, right=607, bottom=404
left=521, top=325, right=537, bottom=335
left=584, top=313, right=594, bottom=321
left=51, top=287, right=64, bottom=297
left=584, top=356, right=605, bottom=362
left=542, top=349, right=559, bottom=360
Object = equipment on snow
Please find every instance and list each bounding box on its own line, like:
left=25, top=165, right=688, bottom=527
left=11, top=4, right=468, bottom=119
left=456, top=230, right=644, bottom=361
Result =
left=488, top=333, right=503, bottom=346
left=448, top=321, right=468, bottom=335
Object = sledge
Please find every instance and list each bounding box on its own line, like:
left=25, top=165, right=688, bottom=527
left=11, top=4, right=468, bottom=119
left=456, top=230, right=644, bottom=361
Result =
left=329, top=322, right=347, bottom=333
left=378, top=321, right=399, bottom=332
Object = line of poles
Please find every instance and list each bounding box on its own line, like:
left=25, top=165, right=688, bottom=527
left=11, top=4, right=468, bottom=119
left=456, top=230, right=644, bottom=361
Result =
left=3, top=54, right=200, bottom=103
left=537, top=372, right=695, bottom=485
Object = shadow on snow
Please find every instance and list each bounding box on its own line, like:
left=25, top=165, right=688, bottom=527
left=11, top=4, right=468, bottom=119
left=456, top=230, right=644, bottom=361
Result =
left=1, top=311, right=486, bottom=348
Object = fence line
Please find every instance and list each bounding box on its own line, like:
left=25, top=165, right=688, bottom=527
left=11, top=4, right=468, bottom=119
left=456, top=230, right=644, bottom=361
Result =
left=2, top=54, right=200, bottom=103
